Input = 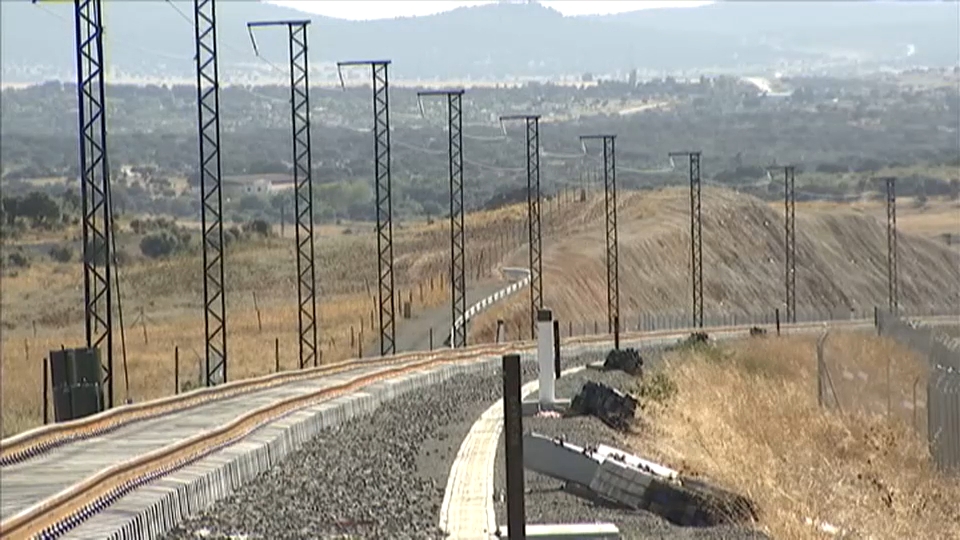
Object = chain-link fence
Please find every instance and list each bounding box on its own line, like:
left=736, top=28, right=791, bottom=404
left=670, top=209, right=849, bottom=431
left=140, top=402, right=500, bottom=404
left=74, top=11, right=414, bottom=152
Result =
left=817, top=310, right=960, bottom=474
left=555, top=306, right=957, bottom=339
left=878, top=311, right=960, bottom=474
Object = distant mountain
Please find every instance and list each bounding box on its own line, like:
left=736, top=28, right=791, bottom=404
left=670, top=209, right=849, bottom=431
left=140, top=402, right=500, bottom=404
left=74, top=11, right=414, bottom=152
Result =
left=1, top=0, right=956, bottom=85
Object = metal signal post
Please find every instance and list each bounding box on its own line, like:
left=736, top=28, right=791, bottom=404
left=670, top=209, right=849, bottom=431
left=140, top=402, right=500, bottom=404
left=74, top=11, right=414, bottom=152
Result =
left=74, top=0, right=114, bottom=407
left=501, top=114, right=544, bottom=338
left=669, top=151, right=703, bottom=329
left=418, top=89, right=467, bottom=348
left=882, top=177, right=899, bottom=314
left=338, top=60, right=395, bottom=356
left=248, top=20, right=318, bottom=369
left=580, top=135, right=619, bottom=334
left=195, top=0, right=228, bottom=385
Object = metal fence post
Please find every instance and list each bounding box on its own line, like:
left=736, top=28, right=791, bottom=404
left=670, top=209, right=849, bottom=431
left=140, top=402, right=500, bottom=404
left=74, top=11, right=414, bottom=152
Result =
left=174, top=346, right=180, bottom=395
left=42, top=356, right=49, bottom=425
left=502, top=353, right=526, bottom=539
left=553, top=319, right=561, bottom=380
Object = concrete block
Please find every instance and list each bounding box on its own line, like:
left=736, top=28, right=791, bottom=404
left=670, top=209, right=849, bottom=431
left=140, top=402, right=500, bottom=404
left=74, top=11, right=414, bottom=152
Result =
left=523, top=432, right=601, bottom=488
left=496, top=522, right=621, bottom=539
left=521, top=398, right=572, bottom=416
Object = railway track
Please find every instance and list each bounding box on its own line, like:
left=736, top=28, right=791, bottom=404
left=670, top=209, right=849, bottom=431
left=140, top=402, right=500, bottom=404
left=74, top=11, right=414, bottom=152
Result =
left=2, top=314, right=955, bottom=539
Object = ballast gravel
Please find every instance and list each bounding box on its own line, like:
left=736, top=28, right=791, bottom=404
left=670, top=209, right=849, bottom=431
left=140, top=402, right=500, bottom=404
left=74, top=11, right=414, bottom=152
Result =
left=165, top=353, right=589, bottom=540
left=493, top=359, right=771, bottom=540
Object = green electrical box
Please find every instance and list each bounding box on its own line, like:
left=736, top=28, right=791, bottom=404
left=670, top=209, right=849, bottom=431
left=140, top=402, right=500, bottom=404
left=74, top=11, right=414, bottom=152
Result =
left=49, top=347, right=104, bottom=422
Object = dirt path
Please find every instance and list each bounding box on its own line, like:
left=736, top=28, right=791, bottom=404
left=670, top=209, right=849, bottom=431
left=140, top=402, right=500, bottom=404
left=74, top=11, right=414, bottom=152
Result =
left=362, top=280, right=513, bottom=357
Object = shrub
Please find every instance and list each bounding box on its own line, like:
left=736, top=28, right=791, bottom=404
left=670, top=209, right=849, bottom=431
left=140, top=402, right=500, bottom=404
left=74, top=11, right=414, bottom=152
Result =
left=636, top=371, right=677, bottom=406
left=7, top=250, right=30, bottom=268
left=139, top=231, right=181, bottom=259
left=48, top=244, right=74, bottom=263
left=242, top=219, right=272, bottom=237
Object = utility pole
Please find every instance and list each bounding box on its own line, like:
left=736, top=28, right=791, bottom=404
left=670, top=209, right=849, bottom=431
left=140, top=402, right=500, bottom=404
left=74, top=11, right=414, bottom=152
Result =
left=580, top=135, right=619, bottom=334
left=195, top=0, right=228, bottom=385
left=669, top=151, right=703, bottom=329
left=248, top=20, right=318, bottom=368
left=418, top=89, right=467, bottom=348
left=74, top=0, right=114, bottom=408
left=769, top=165, right=797, bottom=324
left=880, top=177, right=899, bottom=314
left=338, top=60, right=395, bottom=355
left=501, top=114, right=543, bottom=338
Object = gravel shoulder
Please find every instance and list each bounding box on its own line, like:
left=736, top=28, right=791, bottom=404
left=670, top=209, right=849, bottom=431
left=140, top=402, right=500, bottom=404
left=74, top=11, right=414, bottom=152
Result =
left=164, top=351, right=589, bottom=540
left=164, top=344, right=768, bottom=540
left=492, top=351, right=771, bottom=540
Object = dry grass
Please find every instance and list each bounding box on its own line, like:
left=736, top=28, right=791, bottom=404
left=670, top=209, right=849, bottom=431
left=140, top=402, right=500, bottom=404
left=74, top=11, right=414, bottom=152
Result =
left=4, top=184, right=958, bottom=438
left=0, top=190, right=596, bottom=437
left=797, top=197, right=960, bottom=241
left=470, top=187, right=960, bottom=341
left=627, top=333, right=960, bottom=539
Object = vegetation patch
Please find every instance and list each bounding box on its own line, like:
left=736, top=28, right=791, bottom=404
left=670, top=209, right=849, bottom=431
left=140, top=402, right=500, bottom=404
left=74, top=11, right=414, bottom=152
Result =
left=628, top=334, right=960, bottom=539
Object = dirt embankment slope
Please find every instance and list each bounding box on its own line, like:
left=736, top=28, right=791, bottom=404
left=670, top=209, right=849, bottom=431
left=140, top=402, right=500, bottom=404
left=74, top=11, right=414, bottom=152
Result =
left=474, top=187, right=960, bottom=338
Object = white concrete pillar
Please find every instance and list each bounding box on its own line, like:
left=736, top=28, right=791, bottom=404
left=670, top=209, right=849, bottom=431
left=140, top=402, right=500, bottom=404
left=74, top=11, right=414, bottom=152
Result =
left=537, top=308, right=555, bottom=407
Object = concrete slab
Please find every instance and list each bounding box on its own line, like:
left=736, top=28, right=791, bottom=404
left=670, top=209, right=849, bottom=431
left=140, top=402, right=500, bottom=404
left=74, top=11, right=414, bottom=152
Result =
left=521, top=399, right=572, bottom=417
left=495, top=522, right=621, bottom=539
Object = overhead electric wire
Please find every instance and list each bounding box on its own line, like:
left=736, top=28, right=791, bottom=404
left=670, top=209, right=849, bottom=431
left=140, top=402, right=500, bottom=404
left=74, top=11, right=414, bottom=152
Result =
left=33, top=1, right=192, bottom=63
left=104, top=167, right=131, bottom=403
left=163, top=0, right=291, bottom=105
left=34, top=0, right=132, bottom=402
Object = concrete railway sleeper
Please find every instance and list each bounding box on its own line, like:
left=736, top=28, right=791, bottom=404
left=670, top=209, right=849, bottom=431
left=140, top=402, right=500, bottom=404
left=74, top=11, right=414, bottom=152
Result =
left=2, top=315, right=953, bottom=539
left=0, top=346, right=483, bottom=468
left=0, top=270, right=534, bottom=469
left=0, top=348, right=522, bottom=539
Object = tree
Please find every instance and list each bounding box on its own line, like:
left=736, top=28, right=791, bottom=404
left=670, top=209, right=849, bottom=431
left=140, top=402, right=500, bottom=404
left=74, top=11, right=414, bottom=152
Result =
left=140, top=231, right=181, bottom=259
left=16, top=191, right=60, bottom=227
left=242, top=219, right=272, bottom=237
left=238, top=194, right=266, bottom=213
left=49, top=244, right=74, bottom=263
left=1, top=196, right=19, bottom=226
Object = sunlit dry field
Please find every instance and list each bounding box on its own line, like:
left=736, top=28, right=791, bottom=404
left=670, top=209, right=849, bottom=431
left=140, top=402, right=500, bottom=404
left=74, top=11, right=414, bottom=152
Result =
left=0, top=190, right=590, bottom=436
left=3, top=186, right=958, bottom=437
left=471, top=187, right=960, bottom=342
left=628, top=333, right=960, bottom=539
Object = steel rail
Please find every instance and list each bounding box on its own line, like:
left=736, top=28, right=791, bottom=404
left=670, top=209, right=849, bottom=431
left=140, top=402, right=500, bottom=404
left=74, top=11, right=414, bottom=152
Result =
left=4, top=315, right=955, bottom=538
left=6, top=309, right=954, bottom=467
left=0, top=345, right=519, bottom=539
left=2, top=271, right=534, bottom=467
left=1, top=344, right=482, bottom=467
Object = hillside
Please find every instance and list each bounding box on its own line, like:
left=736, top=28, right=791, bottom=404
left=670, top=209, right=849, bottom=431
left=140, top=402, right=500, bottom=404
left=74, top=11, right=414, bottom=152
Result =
left=474, top=187, right=960, bottom=338
left=2, top=1, right=957, bottom=85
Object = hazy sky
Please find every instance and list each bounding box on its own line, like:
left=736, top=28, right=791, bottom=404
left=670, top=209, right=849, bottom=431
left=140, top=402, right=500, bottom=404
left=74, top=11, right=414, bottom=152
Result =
left=269, top=0, right=714, bottom=20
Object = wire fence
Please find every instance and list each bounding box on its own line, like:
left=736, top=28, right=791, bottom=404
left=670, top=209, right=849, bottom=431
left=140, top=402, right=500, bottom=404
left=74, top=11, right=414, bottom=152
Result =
left=816, top=309, right=960, bottom=475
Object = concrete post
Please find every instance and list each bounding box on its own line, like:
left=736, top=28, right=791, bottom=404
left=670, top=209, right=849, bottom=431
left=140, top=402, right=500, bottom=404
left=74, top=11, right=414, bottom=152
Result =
left=537, top=309, right=555, bottom=408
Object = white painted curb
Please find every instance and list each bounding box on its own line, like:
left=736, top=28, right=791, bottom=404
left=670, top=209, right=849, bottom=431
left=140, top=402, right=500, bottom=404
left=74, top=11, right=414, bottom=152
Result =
left=448, top=267, right=531, bottom=346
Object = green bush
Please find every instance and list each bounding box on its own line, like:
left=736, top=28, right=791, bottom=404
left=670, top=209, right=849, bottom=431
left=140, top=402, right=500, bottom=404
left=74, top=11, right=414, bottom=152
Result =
left=242, top=219, right=272, bottom=237
left=636, top=371, right=678, bottom=406
left=7, top=250, right=30, bottom=268
left=139, top=231, right=181, bottom=259
left=48, top=244, right=74, bottom=263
